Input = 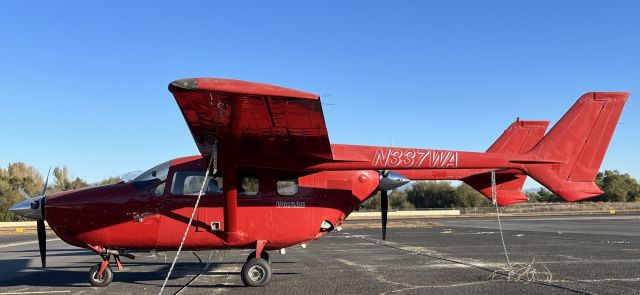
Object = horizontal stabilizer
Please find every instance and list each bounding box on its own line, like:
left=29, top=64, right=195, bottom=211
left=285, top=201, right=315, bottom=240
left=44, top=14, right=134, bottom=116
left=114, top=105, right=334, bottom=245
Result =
left=463, top=171, right=529, bottom=206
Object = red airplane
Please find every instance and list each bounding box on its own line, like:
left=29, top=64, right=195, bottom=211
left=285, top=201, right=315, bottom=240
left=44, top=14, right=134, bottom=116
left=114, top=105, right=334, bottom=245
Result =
left=10, top=78, right=628, bottom=288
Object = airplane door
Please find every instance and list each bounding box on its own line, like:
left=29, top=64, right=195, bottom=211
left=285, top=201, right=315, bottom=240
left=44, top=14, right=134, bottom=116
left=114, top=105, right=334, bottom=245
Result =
left=157, top=171, right=224, bottom=248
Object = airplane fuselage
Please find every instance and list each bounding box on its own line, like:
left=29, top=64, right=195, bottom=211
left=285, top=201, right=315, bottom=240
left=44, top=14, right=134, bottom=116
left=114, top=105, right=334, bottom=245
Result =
left=45, top=155, right=380, bottom=252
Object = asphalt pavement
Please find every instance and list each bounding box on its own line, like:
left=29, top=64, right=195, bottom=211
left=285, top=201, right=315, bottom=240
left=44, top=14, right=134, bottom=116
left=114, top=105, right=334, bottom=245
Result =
left=1, top=214, right=639, bottom=294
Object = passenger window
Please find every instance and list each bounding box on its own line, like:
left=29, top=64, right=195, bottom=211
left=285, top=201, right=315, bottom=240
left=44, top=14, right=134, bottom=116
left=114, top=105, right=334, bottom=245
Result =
left=238, top=176, right=259, bottom=196
left=277, top=177, right=298, bottom=196
left=171, top=171, right=222, bottom=195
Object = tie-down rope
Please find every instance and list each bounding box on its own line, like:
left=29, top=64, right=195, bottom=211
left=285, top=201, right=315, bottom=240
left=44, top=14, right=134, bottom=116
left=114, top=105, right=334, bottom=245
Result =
left=489, top=170, right=552, bottom=283
left=159, top=142, right=218, bottom=295
left=491, top=170, right=512, bottom=267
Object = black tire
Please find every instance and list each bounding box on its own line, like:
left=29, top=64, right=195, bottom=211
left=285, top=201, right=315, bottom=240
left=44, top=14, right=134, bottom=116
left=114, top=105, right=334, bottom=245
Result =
left=241, top=258, right=272, bottom=287
left=246, top=251, right=270, bottom=263
left=88, top=263, right=113, bottom=287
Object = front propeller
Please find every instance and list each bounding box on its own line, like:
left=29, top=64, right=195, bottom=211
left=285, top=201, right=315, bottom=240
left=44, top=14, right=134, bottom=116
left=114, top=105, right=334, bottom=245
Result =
left=9, top=167, right=50, bottom=268
left=378, top=170, right=410, bottom=240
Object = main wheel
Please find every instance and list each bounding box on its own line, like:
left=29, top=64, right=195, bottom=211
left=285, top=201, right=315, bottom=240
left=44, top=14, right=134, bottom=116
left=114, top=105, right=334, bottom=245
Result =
left=88, top=263, right=113, bottom=287
left=241, top=258, right=272, bottom=287
left=246, top=250, right=270, bottom=263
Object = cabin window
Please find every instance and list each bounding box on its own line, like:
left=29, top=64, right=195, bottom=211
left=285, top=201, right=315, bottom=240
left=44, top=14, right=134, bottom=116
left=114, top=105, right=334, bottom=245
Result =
left=238, top=176, right=259, bottom=196
left=277, top=177, right=298, bottom=196
left=171, top=171, right=222, bottom=196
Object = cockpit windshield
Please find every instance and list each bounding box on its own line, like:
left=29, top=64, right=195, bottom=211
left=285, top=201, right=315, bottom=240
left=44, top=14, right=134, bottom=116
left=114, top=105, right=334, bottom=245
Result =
left=132, top=161, right=171, bottom=183
left=131, top=160, right=171, bottom=196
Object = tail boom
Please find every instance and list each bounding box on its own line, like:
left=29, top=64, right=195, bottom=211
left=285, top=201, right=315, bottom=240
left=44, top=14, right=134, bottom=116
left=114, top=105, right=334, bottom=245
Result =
left=396, top=119, right=549, bottom=206
left=325, top=92, right=628, bottom=203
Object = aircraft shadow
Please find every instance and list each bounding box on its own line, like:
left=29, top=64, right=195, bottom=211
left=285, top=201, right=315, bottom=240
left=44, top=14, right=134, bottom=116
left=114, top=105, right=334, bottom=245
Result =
left=0, top=259, right=300, bottom=288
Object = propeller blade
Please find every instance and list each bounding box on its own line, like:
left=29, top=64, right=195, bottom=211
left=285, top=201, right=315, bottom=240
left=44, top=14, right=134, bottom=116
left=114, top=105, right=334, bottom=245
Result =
left=42, top=167, right=51, bottom=196
left=381, top=190, right=388, bottom=240
left=37, top=219, right=46, bottom=268
left=18, top=188, right=30, bottom=200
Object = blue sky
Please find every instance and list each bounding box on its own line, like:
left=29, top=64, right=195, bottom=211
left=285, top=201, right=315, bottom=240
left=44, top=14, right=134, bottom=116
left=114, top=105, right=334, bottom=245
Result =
left=0, top=1, right=638, bottom=188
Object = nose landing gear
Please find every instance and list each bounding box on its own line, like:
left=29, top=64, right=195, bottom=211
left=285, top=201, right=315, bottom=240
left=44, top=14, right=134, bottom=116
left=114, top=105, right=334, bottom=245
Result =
left=87, top=244, right=135, bottom=287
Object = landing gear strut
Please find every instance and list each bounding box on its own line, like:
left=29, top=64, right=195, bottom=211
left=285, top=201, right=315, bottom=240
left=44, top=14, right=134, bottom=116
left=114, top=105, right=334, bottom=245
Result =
left=246, top=250, right=270, bottom=263
left=241, top=240, right=272, bottom=287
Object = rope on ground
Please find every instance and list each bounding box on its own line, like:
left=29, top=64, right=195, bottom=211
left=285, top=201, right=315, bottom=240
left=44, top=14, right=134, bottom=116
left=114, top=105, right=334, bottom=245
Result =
left=489, top=170, right=553, bottom=283
left=489, top=258, right=552, bottom=283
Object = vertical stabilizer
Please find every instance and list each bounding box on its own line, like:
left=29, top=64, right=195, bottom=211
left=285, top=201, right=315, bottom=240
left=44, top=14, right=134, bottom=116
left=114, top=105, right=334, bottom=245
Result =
left=463, top=119, right=549, bottom=205
left=519, top=92, right=628, bottom=201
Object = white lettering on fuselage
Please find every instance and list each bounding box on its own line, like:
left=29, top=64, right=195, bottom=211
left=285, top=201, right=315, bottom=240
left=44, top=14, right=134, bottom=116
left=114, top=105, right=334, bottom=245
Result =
left=276, top=201, right=306, bottom=208
left=372, top=148, right=458, bottom=168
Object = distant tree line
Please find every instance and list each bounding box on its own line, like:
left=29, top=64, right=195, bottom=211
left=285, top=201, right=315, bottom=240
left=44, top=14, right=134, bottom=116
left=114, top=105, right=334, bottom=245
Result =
left=360, top=182, right=492, bottom=211
left=0, top=162, right=122, bottom=222
left=524, top=170, right=640, bottom=203
left=361, top=170, right=640, bottom=210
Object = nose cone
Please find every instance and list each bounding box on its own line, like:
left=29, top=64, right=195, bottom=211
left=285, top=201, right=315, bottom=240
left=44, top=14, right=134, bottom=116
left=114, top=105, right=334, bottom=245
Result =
left=10, top=196, right=45, bottom=220
left=379, top=171, right=411, bottom=191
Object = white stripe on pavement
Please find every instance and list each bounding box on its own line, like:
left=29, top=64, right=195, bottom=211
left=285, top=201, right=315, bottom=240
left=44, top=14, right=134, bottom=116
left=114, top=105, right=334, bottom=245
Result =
left=0, top=291, right=70, bottom=295
left=0, top=238, right=61, bottom=249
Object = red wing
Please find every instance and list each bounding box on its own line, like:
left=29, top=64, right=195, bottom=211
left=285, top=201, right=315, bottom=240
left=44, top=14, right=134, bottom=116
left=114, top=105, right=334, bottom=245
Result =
left=169, top=78, right=333, bottom=164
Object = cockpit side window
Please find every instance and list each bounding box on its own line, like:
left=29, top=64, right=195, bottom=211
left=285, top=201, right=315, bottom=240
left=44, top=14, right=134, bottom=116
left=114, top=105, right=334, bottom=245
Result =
left=171, top=171, right=223, bottom=196
left=131, top=161, right=171, bottom=195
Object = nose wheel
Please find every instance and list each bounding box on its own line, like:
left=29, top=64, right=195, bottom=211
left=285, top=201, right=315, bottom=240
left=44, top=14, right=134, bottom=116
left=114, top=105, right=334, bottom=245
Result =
left=88, top=263, right=113, bottom=287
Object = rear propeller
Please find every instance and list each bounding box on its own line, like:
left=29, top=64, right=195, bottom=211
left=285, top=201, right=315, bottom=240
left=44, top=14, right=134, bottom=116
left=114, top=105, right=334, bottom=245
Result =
left=378, top=170, right=410, bottom=241
left=380, top=189, right=389, bottom=240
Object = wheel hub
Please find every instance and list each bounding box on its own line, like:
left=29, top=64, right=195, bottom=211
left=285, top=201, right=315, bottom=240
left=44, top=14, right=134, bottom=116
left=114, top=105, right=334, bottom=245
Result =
left=248, top=265, right=265, bottom=281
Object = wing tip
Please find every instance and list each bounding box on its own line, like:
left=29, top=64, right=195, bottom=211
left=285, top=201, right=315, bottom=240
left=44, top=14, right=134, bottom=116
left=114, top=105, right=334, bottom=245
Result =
left=170, top=78, right=199, bottom=90
left=169, top=77, right=319, bottom=99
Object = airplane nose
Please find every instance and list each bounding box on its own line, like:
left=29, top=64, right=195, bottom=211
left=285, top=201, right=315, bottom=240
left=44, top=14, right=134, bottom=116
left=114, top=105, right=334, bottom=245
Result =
left=10, top=196, right=45, bottom=220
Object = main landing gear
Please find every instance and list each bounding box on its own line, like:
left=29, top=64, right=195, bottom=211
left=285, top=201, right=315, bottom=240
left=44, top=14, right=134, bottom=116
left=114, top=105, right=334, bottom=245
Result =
left=241, top=240, right=272, bottom=287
